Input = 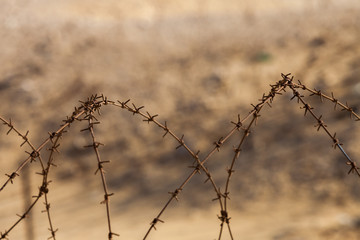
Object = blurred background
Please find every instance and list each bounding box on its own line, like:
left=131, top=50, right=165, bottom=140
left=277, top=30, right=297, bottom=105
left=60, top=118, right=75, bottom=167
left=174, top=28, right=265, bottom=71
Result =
left=1, top=0, right=360, bottom=239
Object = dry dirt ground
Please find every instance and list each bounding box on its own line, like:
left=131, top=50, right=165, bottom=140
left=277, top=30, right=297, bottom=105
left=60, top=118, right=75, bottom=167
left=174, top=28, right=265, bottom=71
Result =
left=1, top=1, right=360, bottom=239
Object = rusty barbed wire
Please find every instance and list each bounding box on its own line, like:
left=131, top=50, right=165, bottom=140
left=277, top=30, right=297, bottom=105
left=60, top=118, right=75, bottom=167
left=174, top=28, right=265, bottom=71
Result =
left=0, top=74, right=359, bottom=239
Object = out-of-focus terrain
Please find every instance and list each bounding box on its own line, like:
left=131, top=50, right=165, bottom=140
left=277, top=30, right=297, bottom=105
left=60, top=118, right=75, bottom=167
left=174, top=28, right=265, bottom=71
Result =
left=1, top=0, right=360, bottom=239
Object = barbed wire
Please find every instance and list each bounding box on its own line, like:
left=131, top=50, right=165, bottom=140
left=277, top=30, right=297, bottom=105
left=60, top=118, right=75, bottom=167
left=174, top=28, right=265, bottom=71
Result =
left=286, top=77, right=360, bottom=177
left=0, top=73, right=358, bottom=239
left=292, top=81, right=360, bottom=121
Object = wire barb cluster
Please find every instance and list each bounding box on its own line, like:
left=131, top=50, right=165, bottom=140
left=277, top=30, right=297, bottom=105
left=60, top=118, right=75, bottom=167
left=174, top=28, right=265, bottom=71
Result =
left=0, top=75, right=359, bottom=239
